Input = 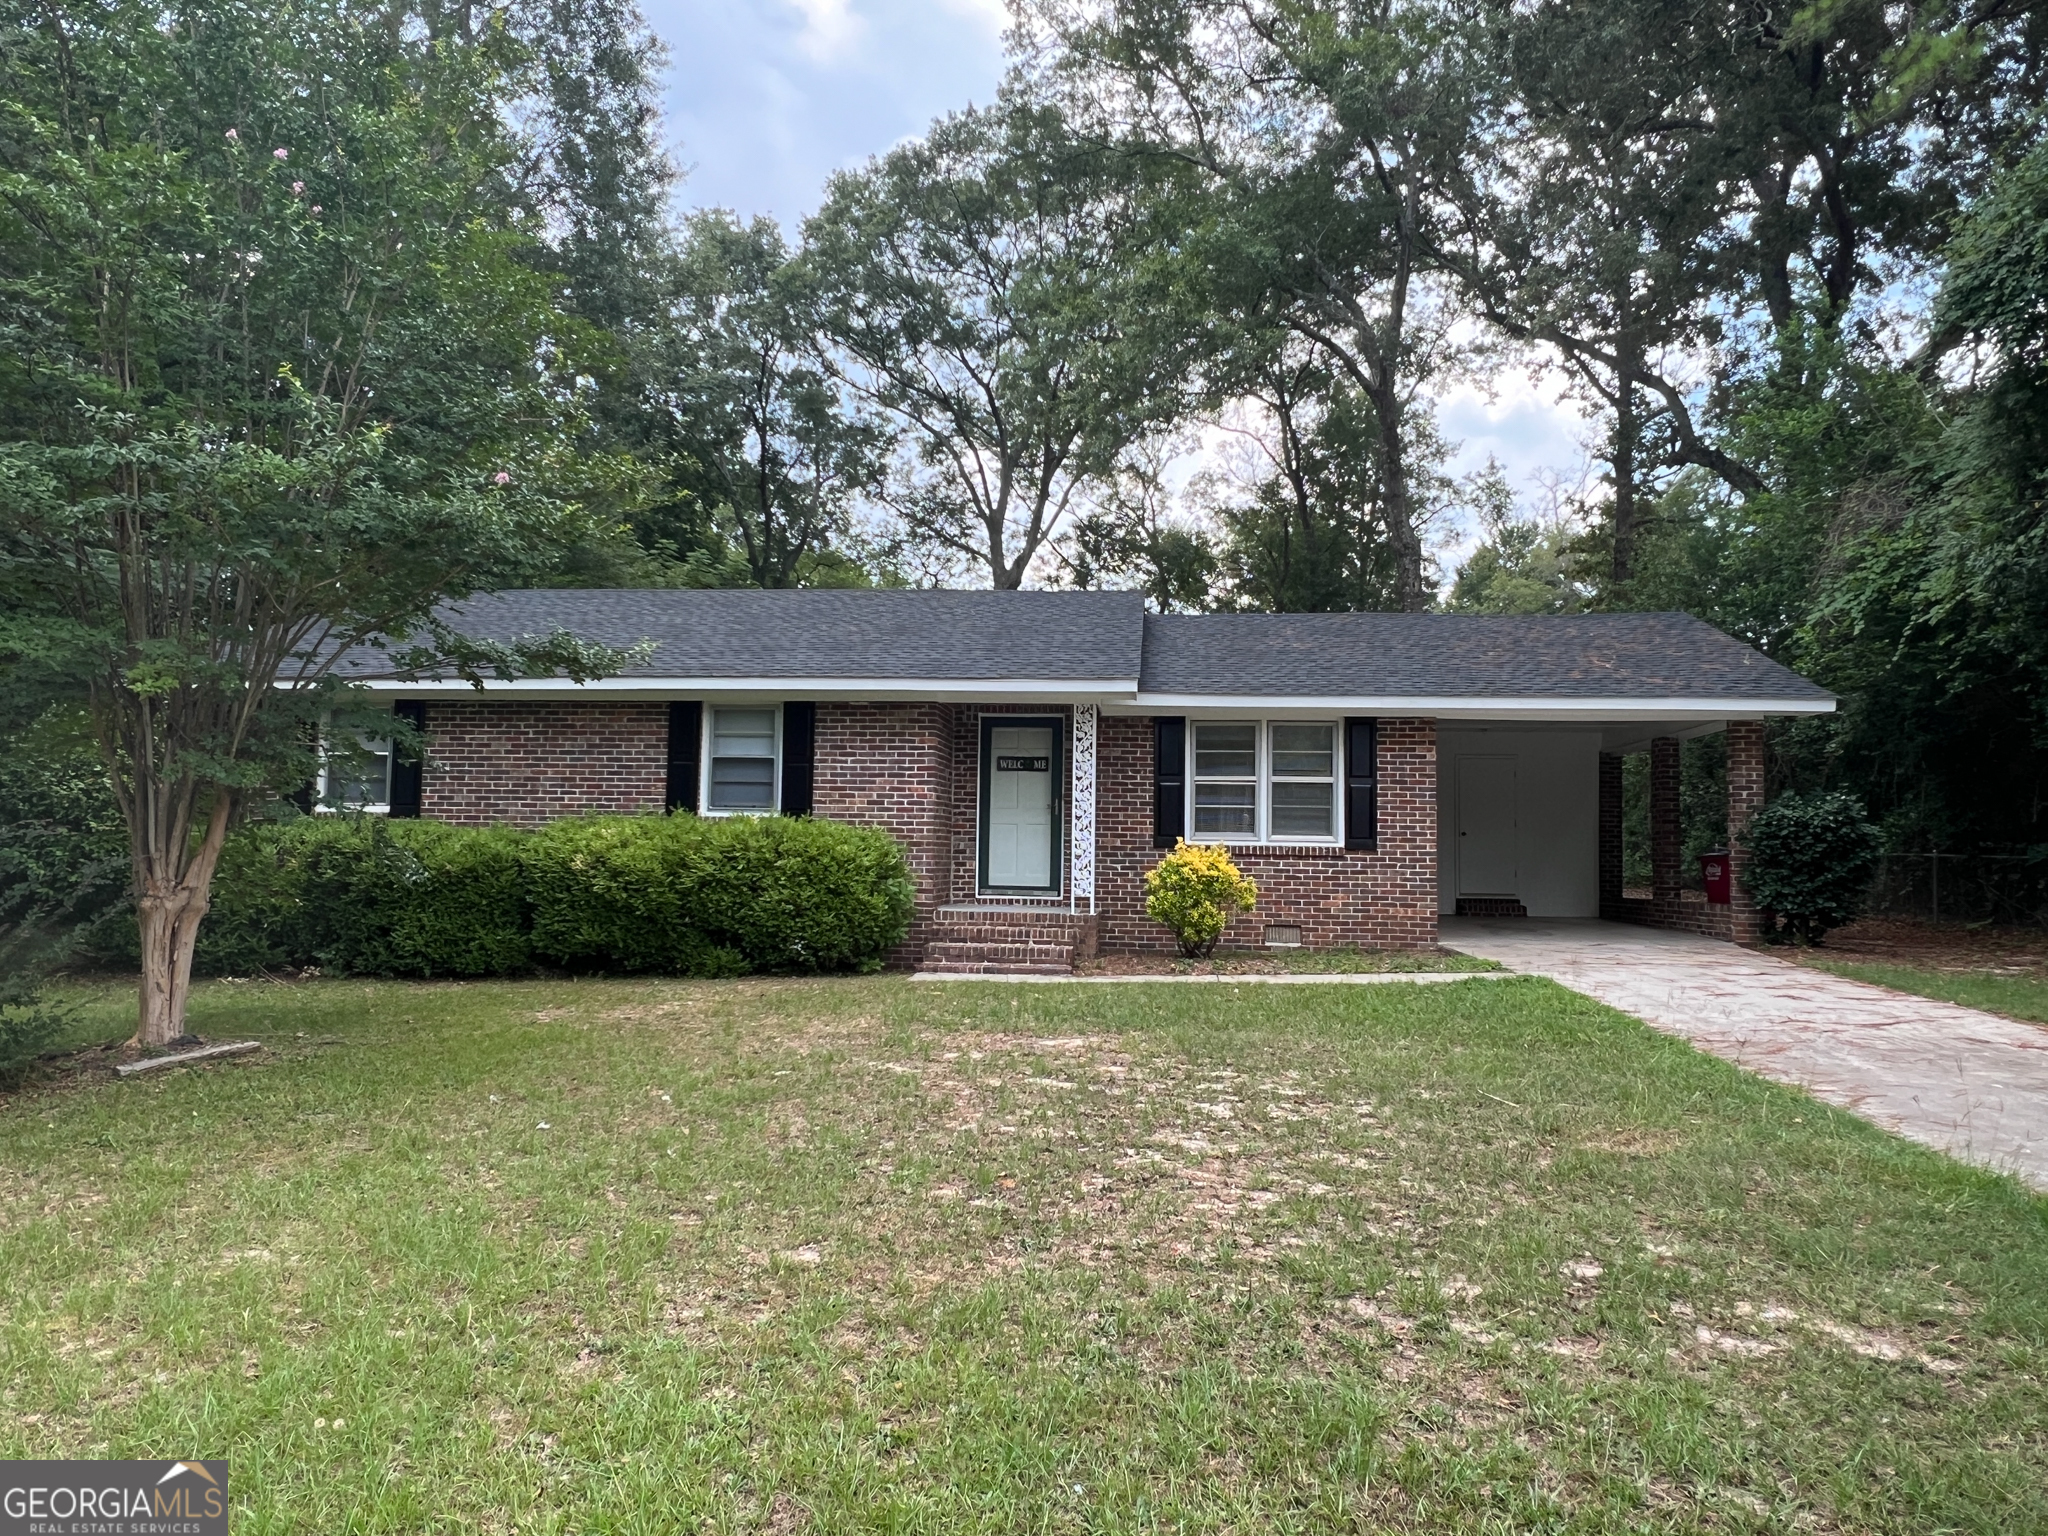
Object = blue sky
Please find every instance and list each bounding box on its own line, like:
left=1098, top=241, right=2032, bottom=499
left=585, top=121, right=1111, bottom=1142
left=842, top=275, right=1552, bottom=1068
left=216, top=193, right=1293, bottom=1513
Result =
left=641, top=0, right=1588, bottom=553
left=647, top=0, right=1011, bottom=226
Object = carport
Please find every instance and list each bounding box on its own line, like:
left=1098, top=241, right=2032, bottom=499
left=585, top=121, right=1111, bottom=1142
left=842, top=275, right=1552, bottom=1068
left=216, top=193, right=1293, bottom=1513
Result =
left=1437, top=716, right=1770, bottom=944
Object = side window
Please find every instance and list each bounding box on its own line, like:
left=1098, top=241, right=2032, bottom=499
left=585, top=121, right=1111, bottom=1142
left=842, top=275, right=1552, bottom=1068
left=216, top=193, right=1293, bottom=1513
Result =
left=706, top=708, right=778, bottom=811
left=323, top=735, right=392, bottom=811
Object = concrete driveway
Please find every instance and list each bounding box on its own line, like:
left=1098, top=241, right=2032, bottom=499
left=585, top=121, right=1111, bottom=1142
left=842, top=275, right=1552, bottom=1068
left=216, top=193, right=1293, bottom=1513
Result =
left=1441, top=917, right=2048, bottom=1191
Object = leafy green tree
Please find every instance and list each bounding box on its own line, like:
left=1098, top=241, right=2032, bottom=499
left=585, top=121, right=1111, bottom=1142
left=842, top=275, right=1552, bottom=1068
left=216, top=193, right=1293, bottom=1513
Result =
left=804, top=98, right=1185, bottom=588
left=646, top=212, right=891, bottom=588
left=1446, top=464, right=1586, bottom=614
left=1028, top=0, right=1488, bottom=610
left=1784, top=134, right=2048, bottom=850
left=1198, top=342, right=1425, bottom=612
left=0, top=1, right=626, bottom=1046
left=1062, top=443, right=1220, bottom=613
left=1450, top=0, right=1756, bottom=587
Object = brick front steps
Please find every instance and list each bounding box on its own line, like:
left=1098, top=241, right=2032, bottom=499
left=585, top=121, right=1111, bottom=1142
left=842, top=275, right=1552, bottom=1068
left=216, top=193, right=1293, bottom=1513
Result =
left=919, top=904, right=1101, bottom=975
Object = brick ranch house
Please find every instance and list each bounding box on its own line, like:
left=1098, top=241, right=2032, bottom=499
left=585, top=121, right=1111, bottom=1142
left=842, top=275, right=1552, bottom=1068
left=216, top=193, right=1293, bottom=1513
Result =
left=327, top=589, right=1836, bottom=971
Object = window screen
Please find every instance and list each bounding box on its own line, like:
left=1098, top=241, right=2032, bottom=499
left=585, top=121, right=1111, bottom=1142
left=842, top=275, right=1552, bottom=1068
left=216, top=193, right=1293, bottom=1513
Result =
left=330, top=738, right=392, bottom=809
left=1192, top=722, right=1258, bottom=836
left=708, top=708, right=777, bottom=810
left=1268, top=722, right=1335, bottom=837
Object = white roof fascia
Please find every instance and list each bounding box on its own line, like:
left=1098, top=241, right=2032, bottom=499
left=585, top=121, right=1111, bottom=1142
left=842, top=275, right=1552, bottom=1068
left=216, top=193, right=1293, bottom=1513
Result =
left=1116, top=694, right=1836, bottom=720
left=343, top=676, right=1142, bottom=703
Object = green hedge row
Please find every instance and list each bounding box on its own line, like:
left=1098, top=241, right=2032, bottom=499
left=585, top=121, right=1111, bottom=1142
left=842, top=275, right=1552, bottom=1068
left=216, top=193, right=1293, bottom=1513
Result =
left=197, top=813, right=915, bottom=978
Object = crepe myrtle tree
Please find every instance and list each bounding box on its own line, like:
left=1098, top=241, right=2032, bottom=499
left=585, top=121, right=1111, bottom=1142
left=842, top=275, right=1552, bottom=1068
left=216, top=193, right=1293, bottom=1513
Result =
left=0, top=0, right=637, bottom=1047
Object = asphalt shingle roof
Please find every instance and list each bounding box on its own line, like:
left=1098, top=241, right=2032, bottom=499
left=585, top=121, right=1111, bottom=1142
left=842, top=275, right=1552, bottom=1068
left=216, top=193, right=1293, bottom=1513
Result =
left=1136, top=611, right=1832, bottom=700
left=336, top=589, right=1830, bottom=703
left=335, top=587, right=1148, bottom=682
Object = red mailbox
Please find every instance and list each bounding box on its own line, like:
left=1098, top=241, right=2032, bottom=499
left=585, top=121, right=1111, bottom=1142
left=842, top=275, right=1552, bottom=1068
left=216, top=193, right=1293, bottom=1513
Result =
left=1699, top=849, right=1732, bottom=905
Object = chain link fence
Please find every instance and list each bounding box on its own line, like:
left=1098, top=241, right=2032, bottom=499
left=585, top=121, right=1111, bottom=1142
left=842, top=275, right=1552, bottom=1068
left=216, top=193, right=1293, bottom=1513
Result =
left=1867, top=851, right=2048, bottom=927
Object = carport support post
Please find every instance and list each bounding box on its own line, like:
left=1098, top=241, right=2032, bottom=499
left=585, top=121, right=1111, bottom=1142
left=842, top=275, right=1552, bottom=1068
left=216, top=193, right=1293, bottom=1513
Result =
left=1650, top=736, right=1683, bottom=905
left=1726, top=720, right=1766, bottom=945
left=1597, top=753, right=1624, bottom=916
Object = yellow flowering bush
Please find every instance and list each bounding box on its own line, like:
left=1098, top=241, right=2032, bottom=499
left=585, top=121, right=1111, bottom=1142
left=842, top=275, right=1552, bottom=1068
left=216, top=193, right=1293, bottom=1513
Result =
left=1144, top=839, right=1258, bottom=958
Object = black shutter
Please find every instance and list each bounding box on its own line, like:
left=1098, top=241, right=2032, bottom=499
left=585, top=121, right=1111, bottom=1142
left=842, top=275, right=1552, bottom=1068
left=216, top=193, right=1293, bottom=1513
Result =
left=1153, top=716, right=1186, bottom=849
left=780, top=702, right=815, bottom=816
left=387, top=701, right=426, bottom=818
left=666, top=701, right=702, bottom=813
left=1344, top=717, right=1378, bottom=851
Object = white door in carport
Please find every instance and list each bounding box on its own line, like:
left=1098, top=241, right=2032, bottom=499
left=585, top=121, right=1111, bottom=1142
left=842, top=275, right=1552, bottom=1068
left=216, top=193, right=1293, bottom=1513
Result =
left=986, top=726, right=1055, bottom=888
left=1457, top=754, right=1519, bottom=896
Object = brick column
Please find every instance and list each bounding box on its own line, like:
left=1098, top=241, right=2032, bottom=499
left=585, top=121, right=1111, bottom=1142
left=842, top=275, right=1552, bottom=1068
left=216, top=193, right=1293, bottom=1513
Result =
left=1650, top=735, right=1682, bottom=904
left=1597, top=751, right=1624, bottom=916
left=1725, top=719, right=1766, bottom=945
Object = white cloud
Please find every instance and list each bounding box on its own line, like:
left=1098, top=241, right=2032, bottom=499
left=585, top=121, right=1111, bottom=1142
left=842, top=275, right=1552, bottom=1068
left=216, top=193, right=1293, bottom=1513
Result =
left=787, top=0, right=866, bottom=63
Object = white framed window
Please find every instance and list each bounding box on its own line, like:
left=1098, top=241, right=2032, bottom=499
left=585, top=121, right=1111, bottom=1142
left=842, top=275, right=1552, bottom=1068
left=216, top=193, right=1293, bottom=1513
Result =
left=317, top=733, right=393, bottom=813
left=1189, top=720, right=1339, bottom=844
left=702, top=705, right=780, bottom=814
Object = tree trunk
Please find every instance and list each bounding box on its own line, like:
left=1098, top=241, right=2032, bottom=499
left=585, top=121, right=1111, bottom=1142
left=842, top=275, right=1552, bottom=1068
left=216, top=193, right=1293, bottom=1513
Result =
left=129, top=797, right=235, bottom=1049
left=134, top=882, right=211, bottom=1048
left=1371, top=384, right=1428, bottom=612
left=1610, top=370, right=1639, bottom=591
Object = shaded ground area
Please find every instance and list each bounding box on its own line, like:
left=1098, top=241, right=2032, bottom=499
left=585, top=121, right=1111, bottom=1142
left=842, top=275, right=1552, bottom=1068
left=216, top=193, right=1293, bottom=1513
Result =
left=2, top=975, right=2044, bottom=1533
left=1797, top=916, right=2048, bottom=975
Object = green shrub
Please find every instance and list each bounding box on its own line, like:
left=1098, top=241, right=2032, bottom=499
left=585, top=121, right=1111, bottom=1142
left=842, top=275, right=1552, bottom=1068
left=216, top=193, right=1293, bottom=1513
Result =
left=196, top=811, right=915, bottom=980
left=0, top=712, right=132, bottom=965
left=0, top=920, right=74, bottom=1088
left=523, top=815, right=746, bottom=976
left=1743, top=791, right=1884, bottom=944
left=196, top=822, right=309, bottom=974
left=523, top=813, right=913, bottom=975
left=298, top=819, right=532, bottom=976
left=1145, top=840, right=1258, bottom=958
left=688, top=814, right=917, bottom=972
left=199, top=816, right=530, bottom=977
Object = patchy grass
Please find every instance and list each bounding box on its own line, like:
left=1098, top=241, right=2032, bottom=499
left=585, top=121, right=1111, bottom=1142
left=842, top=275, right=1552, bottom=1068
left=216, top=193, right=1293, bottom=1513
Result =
left=1077, top=947, right=1497, bottom=976
left=2, top=974, right=2045, bottom=1534
left=1807, top=959, right=2048, bottom=1028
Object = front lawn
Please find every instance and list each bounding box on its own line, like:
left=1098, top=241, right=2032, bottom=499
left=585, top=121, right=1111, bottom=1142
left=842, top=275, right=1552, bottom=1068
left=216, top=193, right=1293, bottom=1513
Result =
left=3, top=974, right=2044, bottom=1533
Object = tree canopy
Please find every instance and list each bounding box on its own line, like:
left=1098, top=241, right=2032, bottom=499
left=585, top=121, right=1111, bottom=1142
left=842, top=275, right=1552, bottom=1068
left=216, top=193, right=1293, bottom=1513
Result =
left=8, top=0, right=2048, bottom=1027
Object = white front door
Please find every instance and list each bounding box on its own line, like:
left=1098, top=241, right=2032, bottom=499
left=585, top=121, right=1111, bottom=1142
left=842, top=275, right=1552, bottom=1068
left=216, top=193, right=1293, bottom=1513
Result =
left=985, top=725, right=1056, bottom=889
left=1457, top=754, right=1519, bottom=896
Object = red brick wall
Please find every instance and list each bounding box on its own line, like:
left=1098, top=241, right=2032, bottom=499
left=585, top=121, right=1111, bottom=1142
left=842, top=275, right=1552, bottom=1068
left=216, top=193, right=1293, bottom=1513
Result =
left=811, top=702, right=954, bottom=962
left=1092, top=716, right=1439, bottom=952
left=411, top=698, right=1444, bottom=956
left=1597, top=751, right=1625, bottom=910
left=1726, top=719, right=1766, bottom=945
left=419, top=700, right=666, bottom=827
left=1650, top=735, right=1683, bottom=903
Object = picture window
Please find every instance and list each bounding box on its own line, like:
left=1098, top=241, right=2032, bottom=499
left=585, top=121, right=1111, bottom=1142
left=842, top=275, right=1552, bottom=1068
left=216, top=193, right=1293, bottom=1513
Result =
left=1189, top=720, right=1338, bottom=843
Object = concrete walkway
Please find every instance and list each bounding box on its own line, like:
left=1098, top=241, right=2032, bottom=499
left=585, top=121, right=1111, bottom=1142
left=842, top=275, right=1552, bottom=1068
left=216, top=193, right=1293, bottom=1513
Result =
left=1441, top=917, right=2048, bottom=1191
